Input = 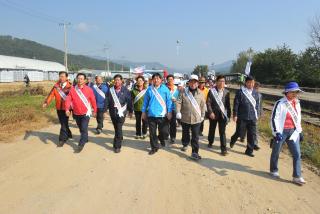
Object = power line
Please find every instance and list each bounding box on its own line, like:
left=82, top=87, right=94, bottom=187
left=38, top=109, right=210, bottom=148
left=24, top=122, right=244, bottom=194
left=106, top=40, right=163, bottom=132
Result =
left=0, top=0, right=62, bottom=23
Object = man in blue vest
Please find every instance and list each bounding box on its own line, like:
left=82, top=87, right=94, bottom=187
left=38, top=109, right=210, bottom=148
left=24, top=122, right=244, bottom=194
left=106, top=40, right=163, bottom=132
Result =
left=91, top=75, right=109, bottom=134
left=142, top=73, right=173, bottom=155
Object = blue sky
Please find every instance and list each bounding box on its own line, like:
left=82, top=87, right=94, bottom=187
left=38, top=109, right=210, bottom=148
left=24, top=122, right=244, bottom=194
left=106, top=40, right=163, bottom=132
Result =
left=0, top=0, right=319, bottom=71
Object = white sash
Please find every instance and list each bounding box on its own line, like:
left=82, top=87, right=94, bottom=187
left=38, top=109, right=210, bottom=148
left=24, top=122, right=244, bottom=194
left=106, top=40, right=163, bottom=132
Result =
left=55, top=86, right=67, bottom=100
left=93, top=84, right=106, bottom=99
left=210, top=88, right=228, bottom=120
left=110, top=87, right=127, bottom=117
left=151, top=86, right=167, bottom=116
left=285, top=99, right=301, bottom=141
left=134, top=89, right=146, bottom=104
left=75, top=86, right=92, bottom=116
left=185, top=88, right=202, bottom=118
left=241, top=87, right=258, bottom=119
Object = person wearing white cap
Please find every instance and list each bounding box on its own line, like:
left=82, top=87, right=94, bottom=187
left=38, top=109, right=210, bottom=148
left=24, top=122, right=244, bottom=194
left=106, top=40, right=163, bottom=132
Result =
left=270, top=81, right=306, bottom=185
left=176, top=74, right=206, bottom=160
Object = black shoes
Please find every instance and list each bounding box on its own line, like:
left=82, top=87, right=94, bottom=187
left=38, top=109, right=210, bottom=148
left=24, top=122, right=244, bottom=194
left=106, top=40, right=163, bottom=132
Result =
left=207, top=143, right=213, bottom=148
left=254, top=145, right=260, bottom=151
left=181, top=146, right=188, bottom=152
left=76, top=143, right=85, bottom=153
left=170, top=138, right=175, bottom=144
left=149, top=149, right=158, bottom=155
left=114, top=148, right=121, bottom=153
left=160, top=141, right=166, bottom=147
left=230, top=141, right=235, bottom=148
left=57, top=140, right=66, bottom=147
left=191, top=153, right=202, bottom=161
left=96, top=128, right=102, bottom=135
left=199, top=133, right=204, bottom=136
left=245, top=151, right=254, bottom=157
left=221, top=150, right=228, bottom=156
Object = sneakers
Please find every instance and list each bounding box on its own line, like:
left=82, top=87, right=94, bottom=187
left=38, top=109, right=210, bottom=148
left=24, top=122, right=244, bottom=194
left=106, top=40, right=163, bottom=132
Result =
left=270, top=171, right=280, bottom=178
left=293, top=177, right=306, bottom=185
left=181, top=146, right=188, bottom=152
left=134, top=135, right=140, bottom=139
left=191, top=153, right=202, bottom=161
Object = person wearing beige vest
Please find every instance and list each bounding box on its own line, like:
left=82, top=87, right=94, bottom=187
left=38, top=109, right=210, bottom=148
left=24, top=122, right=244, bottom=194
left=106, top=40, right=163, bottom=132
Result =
left=176, top=74, right=206, bottom=160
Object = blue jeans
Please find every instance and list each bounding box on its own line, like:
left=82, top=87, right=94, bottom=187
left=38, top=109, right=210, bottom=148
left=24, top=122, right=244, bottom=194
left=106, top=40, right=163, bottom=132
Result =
left=270, top=129, right=301, bottom=178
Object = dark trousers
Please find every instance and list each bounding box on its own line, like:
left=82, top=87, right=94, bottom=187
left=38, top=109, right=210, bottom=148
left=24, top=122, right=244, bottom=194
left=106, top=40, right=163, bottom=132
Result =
left=231, top=119, right=257, bottom=153
left=181, top=122, right=201, bottom=154
left=148, top=117, right=169, bottom=150
left=111, top=116, right=126, bottom=149
left=208, top=118, right=227, bottom=152
left=96, top=108, right=104, bottom=130
left=57, top=110, right=72, bottom=141
left=168, top=110, right=177, bottom=140
left=134, top=111, right=148, bottom=136
left=74, top=114, right=90, bottom=145
left=200, top=120, right=204, bottom=134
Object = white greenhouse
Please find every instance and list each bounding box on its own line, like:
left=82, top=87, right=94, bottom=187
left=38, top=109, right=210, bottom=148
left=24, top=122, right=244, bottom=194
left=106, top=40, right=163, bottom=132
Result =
left=0, top=55, right=66, bottom=83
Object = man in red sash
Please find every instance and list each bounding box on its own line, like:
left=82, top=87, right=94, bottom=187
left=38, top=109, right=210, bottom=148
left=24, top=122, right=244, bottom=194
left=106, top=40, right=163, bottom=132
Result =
left=65, top=73, right=97, bottom=153
left=43, top=71, right=72, bottom=147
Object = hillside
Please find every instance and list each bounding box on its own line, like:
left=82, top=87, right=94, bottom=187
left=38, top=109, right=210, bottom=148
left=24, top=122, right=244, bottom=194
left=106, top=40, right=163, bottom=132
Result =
left=0, top=35, right=123, bottom=71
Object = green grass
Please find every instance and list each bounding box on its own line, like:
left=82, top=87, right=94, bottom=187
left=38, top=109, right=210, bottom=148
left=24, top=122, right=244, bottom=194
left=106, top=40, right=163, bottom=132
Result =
left=0, top=92, right=57, bottom=141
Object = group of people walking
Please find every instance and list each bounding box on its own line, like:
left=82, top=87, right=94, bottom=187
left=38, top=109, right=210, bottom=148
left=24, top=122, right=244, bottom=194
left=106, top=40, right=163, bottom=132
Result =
left=43, top=71, right=306, bottom=185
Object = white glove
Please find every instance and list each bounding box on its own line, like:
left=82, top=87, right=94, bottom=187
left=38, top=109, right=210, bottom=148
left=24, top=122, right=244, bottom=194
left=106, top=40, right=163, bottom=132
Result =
left=201, top=117, right=204, bottom=121
left=176, top=112, right=182, bottom=120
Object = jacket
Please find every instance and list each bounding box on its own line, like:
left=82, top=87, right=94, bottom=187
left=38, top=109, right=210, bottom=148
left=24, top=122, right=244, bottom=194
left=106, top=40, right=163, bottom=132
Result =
left=45, top=81, right=72, bottom=110
left=233, top=88, right=259, bottom=121
left=65, top=85, right=97, bottom=115
left=167, top=84, right=180, bottom=111
left=142, top=84, right=173, bottom=117
left=206, top=87, right=231, bottom=121
left=91, top=83, right=109, bottom=110
left=176, top=87, right=206, bottom=125
left=131, top=85, right=147, bottom=112
left=106, top=86, right=133, bottom=118
left=270, top=97, right=302, bottom=140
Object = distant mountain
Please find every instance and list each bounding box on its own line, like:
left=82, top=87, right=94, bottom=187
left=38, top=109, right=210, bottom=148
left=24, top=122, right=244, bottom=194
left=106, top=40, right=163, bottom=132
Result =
left=213, top=60, right=233, bottom=74
left=92, top=57, right=190, bottom=74
left=0, top=35, right=123, bottom=71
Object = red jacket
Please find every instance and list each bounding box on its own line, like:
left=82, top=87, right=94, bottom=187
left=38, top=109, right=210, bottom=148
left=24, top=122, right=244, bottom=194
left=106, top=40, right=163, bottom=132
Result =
left=45, top=81, right=72, bottom=110
left=65, top=85, right=97, bottom=116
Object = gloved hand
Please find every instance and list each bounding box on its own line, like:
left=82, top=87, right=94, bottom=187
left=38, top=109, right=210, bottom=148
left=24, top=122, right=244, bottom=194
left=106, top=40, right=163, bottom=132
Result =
left=176, top=112, right=182, bottom=120
left=299, top=133, right=304, bottom=142
left=275, top=133, right=283, bottom=142
left=201, top=117, right=204, bottom=121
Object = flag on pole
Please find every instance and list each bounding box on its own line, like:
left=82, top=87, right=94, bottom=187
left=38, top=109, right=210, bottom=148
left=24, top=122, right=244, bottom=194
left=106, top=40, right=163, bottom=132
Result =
left=244, top=60, right=252, bottom=75
left=133, top=66, right=145, bottom=74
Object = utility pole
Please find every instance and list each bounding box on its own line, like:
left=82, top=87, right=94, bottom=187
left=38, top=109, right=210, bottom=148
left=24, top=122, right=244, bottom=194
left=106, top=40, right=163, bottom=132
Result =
left=103, top=44, right=110, bottom=78
left=59, top=22, right=71, bottom=72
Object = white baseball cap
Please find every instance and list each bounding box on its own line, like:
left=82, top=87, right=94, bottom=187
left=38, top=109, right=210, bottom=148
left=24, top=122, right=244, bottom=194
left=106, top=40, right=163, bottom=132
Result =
left=189, top=74, right=199, bottom=81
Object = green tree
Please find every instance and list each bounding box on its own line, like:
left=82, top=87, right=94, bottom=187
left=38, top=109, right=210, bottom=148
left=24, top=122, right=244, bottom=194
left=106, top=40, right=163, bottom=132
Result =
left=296, top=47, right=320, bottom=87
left=230, top=48, right=255, bottom=74
left=251, top=44, right=298, bottom=84
left=192, top=65, right=208, bottom=77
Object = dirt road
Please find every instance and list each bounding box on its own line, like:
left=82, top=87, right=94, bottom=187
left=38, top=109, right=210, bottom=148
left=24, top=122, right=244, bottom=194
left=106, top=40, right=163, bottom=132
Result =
left=0, top=117, right=319, bottom=214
